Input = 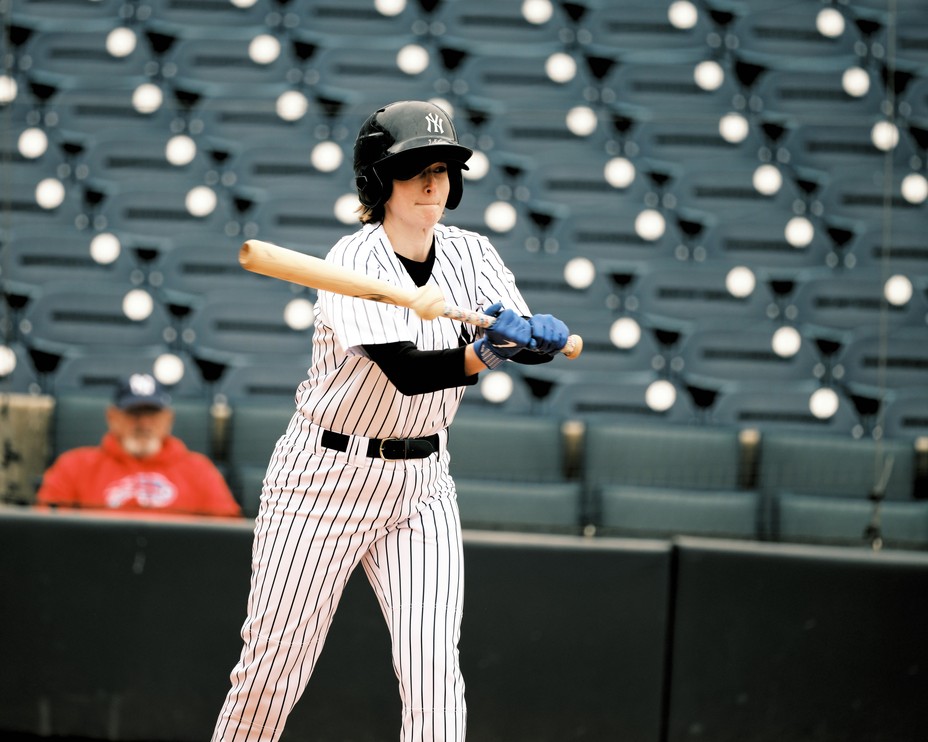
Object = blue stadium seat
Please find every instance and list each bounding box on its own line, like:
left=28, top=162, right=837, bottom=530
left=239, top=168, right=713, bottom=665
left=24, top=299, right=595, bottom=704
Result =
left=583, top=421, right=757, bottom=539
left=1, top=224, right=137, bottom=305
left=79, top=131, right=213, bottom=192
left=558, top=202, right=681, bottom=263
left=574, top=2, right=711, bottom=53
left=9, top=0, right=127, bottom=31
left=445, top=47, right=586, bottom=110
left=165, top=33, right=300, bottom=90
left=633, top=261, right=776, bottom=330
left=838, top=327, right=928, bottom=393
left=300, top=41, right=445, bottom=105
left=848, top=218, right=928, bottom=279
left=18, top=280, right=172, bottom=362
left=150, top=237, right=285, bottom=311
left=880, top=389, right=928, bottom=440
left=758, top=431, right=915, bottom=501
left=18, top=28, right=154, bottom=89
left=51, top=390, right=214, bottom=458
left=226, top=137, right=353, bottom=200
left=775, top=492, right=928, bottom=549
left=730, top=5, right=859, bottom=60
left=600, top=50, right=743, bottom=121
left=789, top=272, right=923, bottom=339
left=49, top=84, right=177, bottom=141
left=215, top=357, right=310, bottom=406
left=137, top=0, right=272, bottom=37
left=447, top=411, right=583, bottom=534
left=432, top=0, right=567, bottom=52
left=677, top=321, right=820, bottom=388
left=52, top=349, right=205, bottom=399
left=632, top=115, right=765, bottom=168
left=94, top=187, right=236, bottom=244
left=708, top=380, right=861, bottom=436
left=545, top=373, right=698, bottom=425
left=224, top=398, right=298, bottom=517
left=243, top=193, right=352, bottom=258
left=183, top=289, right=315, bottom=369
left=287, top=0, right=420, bottom=43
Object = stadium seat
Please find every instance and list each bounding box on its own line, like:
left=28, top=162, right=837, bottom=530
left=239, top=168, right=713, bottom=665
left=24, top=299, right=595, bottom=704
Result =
left=545, top=373, right=698, bottom=425
left=575, top=1, right=710, bottom=52
left=708, top=380, right=861, bottom=437
left=79, top=131, right=212, bottom=192
left=447, top=412, right=583, bottom=534
left=242, top=193, right=352, bottom=258
left=600, top=50, right=743, bottom=121
left=848, top=219, right=928, bottom=279
left=633, top=261, right=776, bottom=330
left=183, top=289, right=315, bottom=369
left=432, top=0, right=566, bottom=51
left=582, top=421, right=758, bottom=539
left=224, top=398, right=297, bottom=517
left=49, top=84, right=177, bottom=141
left=558, top=203, right=681, bottom=263
left=880, top=389, right=928, bottom=440
left=50, top=390, right=214, bottom=458
left=838, top=327, right=928, bottom=393
left=226, top=136, right=353, bottom=200
left=137, top=0, right=271, bottom=37
left=19, top=28, right=154, bottom=90
left=677, top=321, right=820, bottom=388
left=730, top=5, right=858, bottom=59
left=18, top=280, right=172, bottom=362
left=214, top=356, right=310, bottom=406
left=94, top=187, right=236, bottom=244
left=1, top=224, right=137, bottom=305
left=757, top=431, right=915, bottom=503
left=52, top=349, right=205, bottom=399
left=789, top=272, right=923, bottom=339
left=445, top=47, right=585, bottom=110
left=287, top=0, right=419, bottom=43
left=165, top=33, right=299, bottom=90
left=150, top=238, right=285, bottom=311
left=775, top=491, right=928, bottom=549
left=9, top=0, right=127, bottom=31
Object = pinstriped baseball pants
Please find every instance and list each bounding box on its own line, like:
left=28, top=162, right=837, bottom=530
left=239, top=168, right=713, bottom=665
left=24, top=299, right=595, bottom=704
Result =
left=212, top=417, right=466, bottom=742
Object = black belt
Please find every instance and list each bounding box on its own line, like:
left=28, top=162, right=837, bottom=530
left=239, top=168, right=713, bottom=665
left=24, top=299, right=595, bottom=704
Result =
left=320, top=429, right=439, bottom=460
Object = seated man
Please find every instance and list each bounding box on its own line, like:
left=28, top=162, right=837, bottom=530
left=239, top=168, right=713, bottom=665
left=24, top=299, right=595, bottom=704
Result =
left=37, top=373, right=241, bottom=517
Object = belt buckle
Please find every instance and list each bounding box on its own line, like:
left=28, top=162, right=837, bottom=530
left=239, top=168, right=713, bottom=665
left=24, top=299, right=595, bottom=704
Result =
left=378, top=438, right=404, bottom=461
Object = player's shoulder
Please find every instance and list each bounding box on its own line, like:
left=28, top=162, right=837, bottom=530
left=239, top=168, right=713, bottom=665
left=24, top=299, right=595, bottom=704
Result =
left=435, top=222, right=487, bottom=243
left=326, top=223, right=386, bottom=269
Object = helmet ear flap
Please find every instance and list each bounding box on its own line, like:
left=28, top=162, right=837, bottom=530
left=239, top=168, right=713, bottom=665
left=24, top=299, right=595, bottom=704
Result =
left=356, top=167, right=391, bottom=208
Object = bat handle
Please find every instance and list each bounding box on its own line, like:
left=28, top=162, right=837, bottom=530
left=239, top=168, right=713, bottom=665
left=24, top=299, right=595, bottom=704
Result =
left=442, top=305, right=583, bottom=360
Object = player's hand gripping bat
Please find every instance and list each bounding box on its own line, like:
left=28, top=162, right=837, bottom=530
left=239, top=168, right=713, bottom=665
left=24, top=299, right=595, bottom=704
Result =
left=239, top=239, right=583, bottom=359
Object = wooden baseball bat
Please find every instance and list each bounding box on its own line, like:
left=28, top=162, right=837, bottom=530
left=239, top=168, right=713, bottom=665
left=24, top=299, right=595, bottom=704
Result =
left=239, top=239, right=583, bottom=359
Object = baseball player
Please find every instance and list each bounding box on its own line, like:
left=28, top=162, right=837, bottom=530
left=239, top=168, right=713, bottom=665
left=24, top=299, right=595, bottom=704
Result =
left=212, top=100, right=569, bottom=741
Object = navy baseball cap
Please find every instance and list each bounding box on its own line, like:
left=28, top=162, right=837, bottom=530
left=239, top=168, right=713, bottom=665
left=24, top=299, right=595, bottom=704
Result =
left=113, top=373, right=172, bottom=411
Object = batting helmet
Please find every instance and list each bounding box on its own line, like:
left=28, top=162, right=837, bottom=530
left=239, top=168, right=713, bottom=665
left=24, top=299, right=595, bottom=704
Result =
left=354, top=100, right=473, bottom=211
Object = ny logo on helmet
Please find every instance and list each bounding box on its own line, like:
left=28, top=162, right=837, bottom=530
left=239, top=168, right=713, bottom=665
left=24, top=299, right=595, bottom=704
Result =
left=425, top=112, right=444, bottom=135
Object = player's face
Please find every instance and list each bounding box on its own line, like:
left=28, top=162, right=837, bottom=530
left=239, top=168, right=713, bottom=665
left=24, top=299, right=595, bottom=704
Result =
left=106, top=406, right=174, bottom=458
left=385, top=162, right=450, bottom=227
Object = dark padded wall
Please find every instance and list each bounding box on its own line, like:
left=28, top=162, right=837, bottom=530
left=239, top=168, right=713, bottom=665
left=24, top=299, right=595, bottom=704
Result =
left=667, top=538, right=928, bottom=742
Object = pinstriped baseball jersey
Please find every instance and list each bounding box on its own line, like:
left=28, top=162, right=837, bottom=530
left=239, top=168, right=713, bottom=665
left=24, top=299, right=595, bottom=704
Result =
left=295, top=221, right=530, bottom=438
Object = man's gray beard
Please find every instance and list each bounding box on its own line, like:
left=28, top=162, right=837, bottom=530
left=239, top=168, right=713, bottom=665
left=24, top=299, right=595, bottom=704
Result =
left=122, top=436, right=163, bottom=458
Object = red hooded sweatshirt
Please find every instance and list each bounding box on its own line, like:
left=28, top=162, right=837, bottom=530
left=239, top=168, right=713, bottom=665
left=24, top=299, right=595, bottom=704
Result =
left=36, top=433, right=241, bottom=517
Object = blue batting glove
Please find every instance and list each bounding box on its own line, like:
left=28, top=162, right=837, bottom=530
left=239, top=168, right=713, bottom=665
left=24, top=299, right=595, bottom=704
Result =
left=528, top=313, right=569, bottom=355
left=474, top=302, right=532, bottom=368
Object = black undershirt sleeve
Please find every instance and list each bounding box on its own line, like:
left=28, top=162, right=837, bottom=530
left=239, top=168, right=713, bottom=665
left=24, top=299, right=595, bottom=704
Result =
left=364, top=341, right=479, bottom=396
